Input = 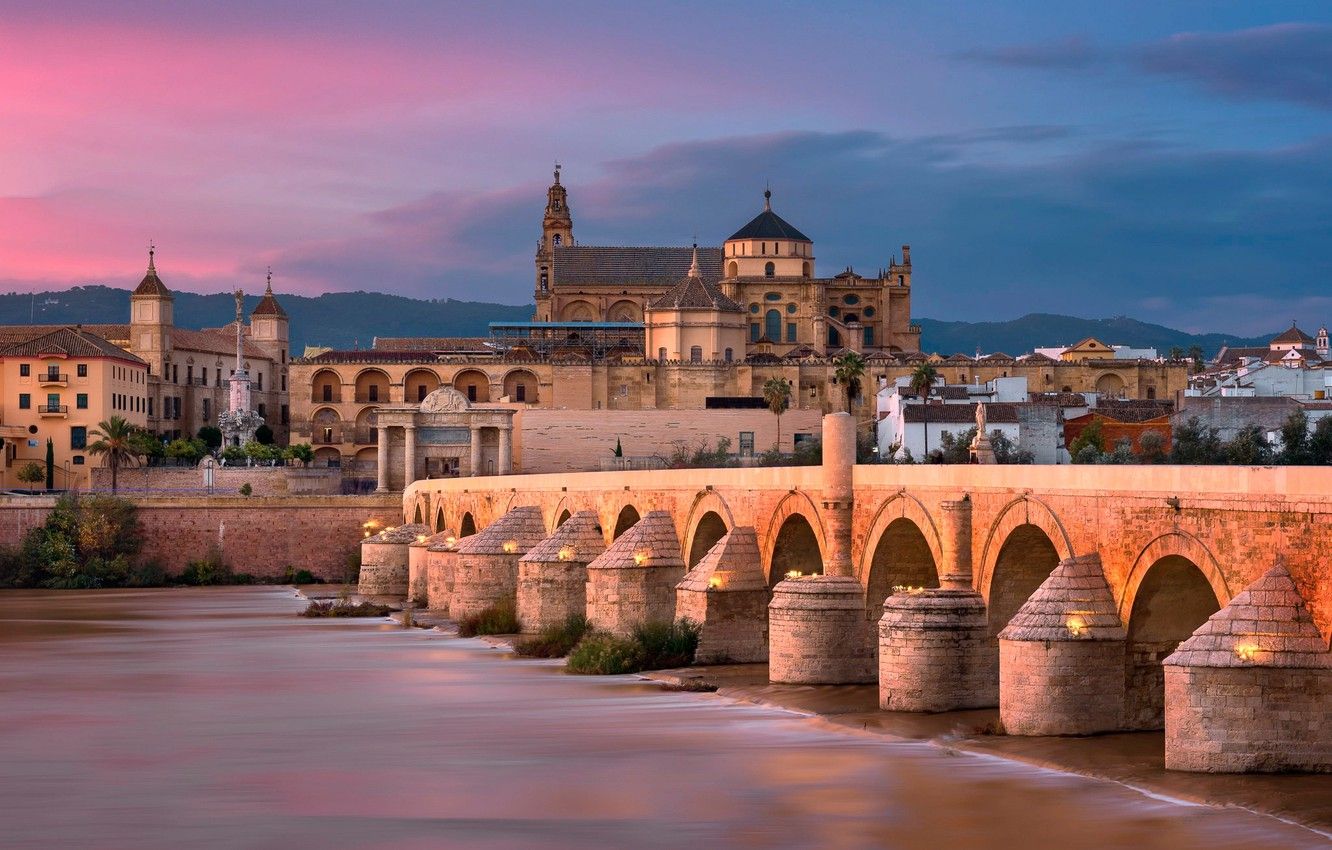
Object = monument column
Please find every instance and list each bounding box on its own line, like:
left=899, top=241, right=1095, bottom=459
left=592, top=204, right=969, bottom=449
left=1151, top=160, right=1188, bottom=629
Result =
left=938, top=497, right=974, bottom=590
left=498, top=425, right=513, bottom=475
left=403, top=424, right=417, bottom=487
left=469, top=424, right=483, bottom=477
left=375, top=425, right=390, bottom=492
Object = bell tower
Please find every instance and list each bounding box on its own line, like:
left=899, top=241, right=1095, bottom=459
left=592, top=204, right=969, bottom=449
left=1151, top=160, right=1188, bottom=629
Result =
left=534, top=165, right=573, bottom=318
left=129, top=245, right=174, bottom=379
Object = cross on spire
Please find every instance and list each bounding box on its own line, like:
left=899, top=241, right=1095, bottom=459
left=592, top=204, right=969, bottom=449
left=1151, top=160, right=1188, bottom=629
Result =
left=554, top=161, right=561, bottom=184
left=147, top=241, right=156, bottom=272
left=266, top=266, right=273, bottom=294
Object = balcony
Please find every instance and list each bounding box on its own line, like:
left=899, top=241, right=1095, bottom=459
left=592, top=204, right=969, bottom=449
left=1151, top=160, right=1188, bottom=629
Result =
left=39, top=404, right=68, bottom=417
left=39, top=373, right=68, bottom=387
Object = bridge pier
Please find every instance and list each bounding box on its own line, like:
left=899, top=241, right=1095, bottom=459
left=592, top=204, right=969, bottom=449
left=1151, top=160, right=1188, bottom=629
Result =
left=407, top=534, right=431, bottom=606
left=516, top=511, right=606, bottom=633
left=769, top=413, right=875, bottom=684
left=450, top=507, right=546, bottom=621
left=1165, top=562, right=1332, bottom=773
left=676, top=527, right=769, bottom=664
left=998, top=553, right=1127, bottom=736
left=358, top=523, right=430, bottom=601
left=424, top=532, right=459, bottom=612
left=586, top=510, right=686, bottom=636
left=879, top=497, right=998, bottom=712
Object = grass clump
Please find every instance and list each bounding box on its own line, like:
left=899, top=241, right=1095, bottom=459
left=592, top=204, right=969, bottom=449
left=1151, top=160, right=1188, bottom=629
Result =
left=515, top=614, right=591, bottom=658
left=566, top=619, right=701, bottom=675
left=457, top=600, right=520, bottom=637
left=301, top=599, right=393, bottom=618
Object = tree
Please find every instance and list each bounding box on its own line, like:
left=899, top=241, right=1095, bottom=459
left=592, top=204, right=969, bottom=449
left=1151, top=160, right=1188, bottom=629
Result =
left=1137, top=429, right=1167, bottom=463
left=832, top=351, right=867, bottom=413
left=1188, top=344, right=1205, bottom=373
left=1068, top=419, right=1105, bottom=462
left=1279, top=409, right=1311, bottom=465
left=1225, top=425, right=1273, bottom=466
left=283, top=443, right=315, bottom=467
left=1168, top=346, right=1184, bottom=361
left=45, top=438, right=54, bottom=489
left=762, top=377, right=792, bottom=451
left=16, top=462, right=44, bottom=486
left=165, top=438, right=207, bottom=464
left=1170, top=416, right=1223, bottom=464
left=908, top=362, right=939, bottom=457
left=1310, top=416, right=1332, bottom=465
left=87, top=416, right=146, bottom=493
left=255, top=424, right=274, bottom=445
left=197, top=426, right=223, bottom=449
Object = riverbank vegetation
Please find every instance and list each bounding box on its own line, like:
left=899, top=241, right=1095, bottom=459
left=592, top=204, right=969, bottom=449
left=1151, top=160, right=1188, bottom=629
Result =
left=301, top=599, right=394, bottom=618
left=565, top=619, right=700, bottom=675
left=457, top=600, right=521, bottom=637
left=514, top=615, right=591, bottom=658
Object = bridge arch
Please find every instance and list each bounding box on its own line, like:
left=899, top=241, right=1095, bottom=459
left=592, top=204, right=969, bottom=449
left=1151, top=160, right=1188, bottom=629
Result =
left=458, top=511, right=477, bottom=538
left=548, top=494, right=591, bottom=533
left=1119, top=531, right=1228, bottom=729
left=433, top=503, right=446, bottom=533
left=683, top=490, right=736, bottom=567
left=609, top=502, right=642, bottom=541
left=762, top=490, right=827, bottom=586
left=858, top=493, right=943, bottom=618
left=980, top=496, right=1073, bottom=636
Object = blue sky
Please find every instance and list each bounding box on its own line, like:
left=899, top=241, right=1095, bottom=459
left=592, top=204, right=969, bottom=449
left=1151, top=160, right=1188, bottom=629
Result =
left=2, top=1, right=1330, bottom=333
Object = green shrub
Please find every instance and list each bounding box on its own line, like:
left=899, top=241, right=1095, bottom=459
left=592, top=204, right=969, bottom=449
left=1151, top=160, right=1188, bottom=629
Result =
left=515, top=614, right=590, bottom=658
left=457, top=600, right=520, bottom=637
left=127, top=560, right=167, bottom=587
left=293, top=569, right=315, bottom=584
left=179, top=547, right=235, bottom=585
left=1, top=494, right=146, bottom=588
left=238, top=482, right=253, bottom=496
left=301, top=600, right=393, bottom=618
left=566, top=632, right=643, bottom=674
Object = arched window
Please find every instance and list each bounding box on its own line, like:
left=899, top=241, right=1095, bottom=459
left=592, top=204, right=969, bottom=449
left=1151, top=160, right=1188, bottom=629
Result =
left=828, top=328, right=841, bottom=347
left=552, top=234, right=562, bottom=247
left=764, top=262, right=775, bottom=278
left=727, top=261, right=738, bottom=277
left=765, top=309, right=782, bottom=341
left=802, top=261, right=810, bottom=277
left=690, top=346, right=703, bottom=363
left=724, top=347, right=733, bottom=362
left=658, top=347, right=667, bottom=361
left=761, top=242, right=767, bottom=255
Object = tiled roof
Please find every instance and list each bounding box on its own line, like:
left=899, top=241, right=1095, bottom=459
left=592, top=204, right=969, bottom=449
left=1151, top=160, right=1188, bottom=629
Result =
left=1271, top=324, right=1314, bottom=345
left=902, top=402, right=1020, bottom=424
left=0, top=326, right=146, bottom=364
left=551, top=246, right=723, bottom=287
left=365, top=523, right=430, bottom=545
left=1165, top=562, right=1331, bottom=669
left=1019, top=352, right=1057, bottom=363
left=250, top=281, right=287, bottom=318
left=586, top=510, right=683, bottom=571
left=1029, top=392, right=1089, bottom=407
left=173, top=326, right=271, bottom=360
left=1213, top=345, right=1267, bottom=366
left=0, top=324, right=129, bottom=347
left=372, top=337, right=494, bottom=353
left=520, top=511, right=606, bottom=564
left=647, top=274, right=742, bottom=312
left=133, top=260, right=172, bottom=297
left=424, top=530, right=460, bottom=552
left=677, top=526, right=766, bottom=593
left=1093, top=399, right=1175, bottom=422
left=455, top=506, right=547, bottom=556
left=998, top=554, right=1125, bottom=642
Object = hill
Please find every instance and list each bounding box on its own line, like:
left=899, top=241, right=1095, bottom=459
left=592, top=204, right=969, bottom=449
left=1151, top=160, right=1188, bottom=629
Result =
left=0, top=286, right=1273, bottom=357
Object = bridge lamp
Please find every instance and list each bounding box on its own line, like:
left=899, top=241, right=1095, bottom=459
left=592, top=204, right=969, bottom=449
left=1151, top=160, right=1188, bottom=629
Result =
left=445, top=536, right=457, bottom=547
left=503, top=539, right=520, bottom=554
left=557, top=545, right=576, bottom=562
left=784, top=570, right=803, bottom=580
left=1065, top=615, right=1087, bottom=637
left=417, top=534, right=427, bottom=544
left=708, top=573, right=725, bottom=589
left=1234, top=641, right=1259, bottom=663
left=633, top=549, right=651, bottom=566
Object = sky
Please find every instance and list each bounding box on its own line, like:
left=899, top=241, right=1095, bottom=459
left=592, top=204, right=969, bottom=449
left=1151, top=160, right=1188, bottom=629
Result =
left=2, top=1, right=1331, bottom=334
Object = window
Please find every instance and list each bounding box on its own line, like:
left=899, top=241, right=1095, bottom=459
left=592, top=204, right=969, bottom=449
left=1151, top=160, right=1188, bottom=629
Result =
left=690, top=346, right=703, bottom=363
left=1146, top=386, right=1156, bottom=399
left=863, top=306, right=875, bottom=318
left=658, top=347, right=667, bottom=361
left=45, top=366, right=60, bottom=380
left=786, top=323, right=797, bottom=343
left=77, top=364, right=88, bottom=377
left=552, top=234, right=562, bottom=247
left=173, top=397, right=181, bottom=419
left=843, top=294, right=860, bottom=305
left=148, top=398, right=153, bottom=417
left=186, top=365, right=193, bottom=384
left=281, top=405, right=289, bottom=425
left=828, top=328, right=841, bottom=347
left=898, top=275, right=905, bottom=285
left=322, top=426, right=333, bottom=443
left=47, top=393, right=60, bottom=411
left=863, top=326, right=874, bottom=346
left=19, top=364, right=28, bottom=377
left=515, top=383, right=526, bottom=402
left=828, top=306, right=840, bottom=317
left=786, top=302, right=797, bottom=314
left=368, top=385, right=379, bottom=402
left=750, top=323, right=760, bottom=342
left=765, top=292, right=782, bottom=301
left=417, top=384, right=428, bottom=402
left=257, top=403, right=266, bottom=419
left=322, top=385, right=333, bottom=402
left=724, top=348, right=733, bottom=362
left=257, top=372, right=262, bottom=390
left=202, top=399, right=210, bottom=420
left=71, top=426, right=86, bottom=450
left=765, top=309, right=781, bottom=341
left=72, top=456, right=84, bottom=465
left=281, top=374, right=286, bottom=391
left=844, top=314, right=858, bottom=324
left=738, top=431, right=755, bottom=457
left=749, top=303, right=759, bottom=314
left=764, top=262, right=775, bottom=278
left=76, top=393, right=88, bottom=410
left=761, top=242, right=766, bottom=255
left=467, top=385, right=477, bottom=402
left=281, top=349, right=286, bottom=364
left=172, top=364, right=178, bottom=383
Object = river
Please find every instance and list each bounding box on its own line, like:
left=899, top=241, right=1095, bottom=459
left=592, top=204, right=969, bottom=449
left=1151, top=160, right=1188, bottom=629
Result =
left=1, top=587, right=1326, bottom=849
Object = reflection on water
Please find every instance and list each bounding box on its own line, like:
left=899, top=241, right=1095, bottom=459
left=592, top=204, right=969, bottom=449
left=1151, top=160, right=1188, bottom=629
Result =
left=0, top=588, right=1325, bottom=850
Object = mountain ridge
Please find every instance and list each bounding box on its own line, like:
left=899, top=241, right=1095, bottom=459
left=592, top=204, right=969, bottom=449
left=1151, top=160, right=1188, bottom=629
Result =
left=0, top=285, right=1274, bottom=357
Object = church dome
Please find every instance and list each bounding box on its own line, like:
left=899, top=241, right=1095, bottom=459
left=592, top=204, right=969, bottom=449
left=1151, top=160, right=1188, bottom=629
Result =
left=726, top=190, right=811, bottom=242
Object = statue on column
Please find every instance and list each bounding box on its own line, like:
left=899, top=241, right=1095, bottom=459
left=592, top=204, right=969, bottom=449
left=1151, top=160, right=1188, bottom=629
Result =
left=969, top=402, right=997, bottom=465
left=217, top=288, right=265, bottom=448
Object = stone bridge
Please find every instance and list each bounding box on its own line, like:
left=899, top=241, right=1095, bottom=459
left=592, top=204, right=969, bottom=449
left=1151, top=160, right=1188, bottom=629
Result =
left=399, top=414, right=1332, bottom=772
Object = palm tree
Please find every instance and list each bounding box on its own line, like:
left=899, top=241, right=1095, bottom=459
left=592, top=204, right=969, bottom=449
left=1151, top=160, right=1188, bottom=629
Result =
left=88, top=416, right=146, bottom=493
left=762, top=377, right=792, bottom=451
left=831, top=351, right=867, bottom=413
left=909, top=362, right=939, bottom=459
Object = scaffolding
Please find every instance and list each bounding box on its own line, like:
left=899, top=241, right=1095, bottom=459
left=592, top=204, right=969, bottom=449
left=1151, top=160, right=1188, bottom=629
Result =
left=488, top=322, right=645, bottom=359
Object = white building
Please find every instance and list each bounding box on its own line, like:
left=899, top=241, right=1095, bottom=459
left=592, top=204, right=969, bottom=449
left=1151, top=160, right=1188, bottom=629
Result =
left=1190, top=324, right=1331, bottom=401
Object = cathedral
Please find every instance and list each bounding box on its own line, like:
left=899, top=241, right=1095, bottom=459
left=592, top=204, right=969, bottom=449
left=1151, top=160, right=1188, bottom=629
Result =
left=532, top=167, right=920, bottom=361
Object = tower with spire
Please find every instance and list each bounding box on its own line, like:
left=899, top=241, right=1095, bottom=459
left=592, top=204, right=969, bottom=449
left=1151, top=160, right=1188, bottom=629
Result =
left=248, top=268, right=290, bottom=365
left=129, top=244, right=174, bottom=380
left=534, top=164, right=574, bottom=318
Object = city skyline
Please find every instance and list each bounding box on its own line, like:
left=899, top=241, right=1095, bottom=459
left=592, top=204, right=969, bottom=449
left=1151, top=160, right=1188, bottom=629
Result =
left=3, top=2, right=1331, bottom=334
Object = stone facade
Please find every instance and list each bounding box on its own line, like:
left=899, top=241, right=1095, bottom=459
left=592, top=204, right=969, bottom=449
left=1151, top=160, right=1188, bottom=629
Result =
left=879, top=590, right=995, bottom=712
left=768, top=576, right=876, bottom=684
left=585, top=510, right=686, bottom=636
left=998, top=554, right=1127, bottom=736
left=675, top=527, right=769, bottom=664
left=90, top=464, right=341, bottom=496
left=516, top=511, right=606, bottom=633
left=424, top=536, right=460, bottom=613
left=450, top=506, right=546, bottom=621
